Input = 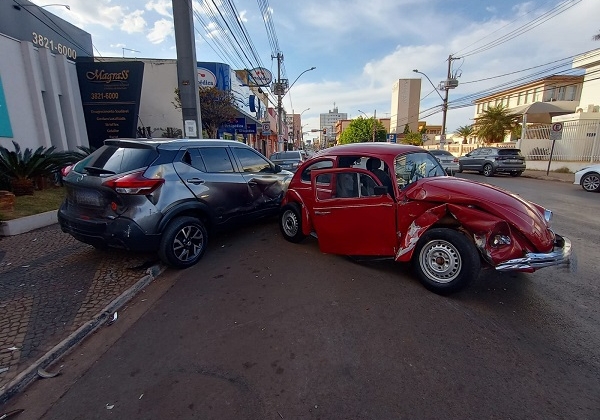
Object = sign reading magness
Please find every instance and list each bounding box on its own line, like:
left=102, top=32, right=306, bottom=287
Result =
left=76, top=62, right=144, bottom=149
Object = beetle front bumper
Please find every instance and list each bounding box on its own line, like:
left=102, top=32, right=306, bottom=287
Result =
left=495, top=234, right=571, bottom=272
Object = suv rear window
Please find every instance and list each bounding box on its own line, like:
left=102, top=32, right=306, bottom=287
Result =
left=497, top=149, right=522, bottom=156
left=273, top=151, right=302, bottom=160
left=73, top=145, right=158, bottom=175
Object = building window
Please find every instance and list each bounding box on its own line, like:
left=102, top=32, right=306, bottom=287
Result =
left=567, top=85, right=577, bottom=101
left=558, top=86, right=566, bottom=101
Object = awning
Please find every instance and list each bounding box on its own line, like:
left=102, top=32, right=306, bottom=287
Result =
left=510, top=101, right=577, bottom=123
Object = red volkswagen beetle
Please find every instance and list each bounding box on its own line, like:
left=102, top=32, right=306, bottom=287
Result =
left=278, top=143, right=571, bottom=294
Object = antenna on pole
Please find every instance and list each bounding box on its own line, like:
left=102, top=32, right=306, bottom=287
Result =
left=122, top=47, right=141, bottom=58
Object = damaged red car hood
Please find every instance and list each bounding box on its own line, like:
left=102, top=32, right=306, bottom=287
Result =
left=405, top=177, right=554, bottom=245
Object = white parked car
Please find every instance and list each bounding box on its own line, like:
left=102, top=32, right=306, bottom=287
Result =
left=574, top=164, right=600, bottom=192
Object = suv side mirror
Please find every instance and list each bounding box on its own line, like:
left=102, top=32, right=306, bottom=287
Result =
left=464, top=153, right=471, bottom=157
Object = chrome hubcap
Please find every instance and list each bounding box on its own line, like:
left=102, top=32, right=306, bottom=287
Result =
left=282, top=210, right=298, bottom=237
left=419, top=240, right=462, bottom=284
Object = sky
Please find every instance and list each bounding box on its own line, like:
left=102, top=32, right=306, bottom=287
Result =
left=29, top=0, right=600, bottom=138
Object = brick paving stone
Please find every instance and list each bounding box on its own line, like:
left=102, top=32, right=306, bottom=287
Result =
left=0, top=224, right=160, bottom=393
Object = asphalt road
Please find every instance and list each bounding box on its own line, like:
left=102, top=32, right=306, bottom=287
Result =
left=4, top=175, right=600, bottom=420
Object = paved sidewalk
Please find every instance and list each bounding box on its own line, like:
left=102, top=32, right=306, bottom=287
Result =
left=0, top=224, right=164, bottom=404
left=521, top=169, right=575, bottom=183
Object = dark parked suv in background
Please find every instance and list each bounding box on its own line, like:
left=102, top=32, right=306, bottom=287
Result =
left=269, top=150, right=307, bottom=173
left=458, top=147, right=526, bottom=177
left=58, top=139, right=292, bottom=268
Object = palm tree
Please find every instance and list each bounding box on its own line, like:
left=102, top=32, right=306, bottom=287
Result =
left=474, top=105, right=520, bottom=144
left=454, top=125, right=474, bottom=144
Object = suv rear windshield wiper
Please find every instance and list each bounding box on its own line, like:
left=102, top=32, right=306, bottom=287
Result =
left=84, top=166, right=117, bottom=175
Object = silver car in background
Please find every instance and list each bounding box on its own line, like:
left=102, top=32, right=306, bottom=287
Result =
left=429, top=149, right=459, bottom=175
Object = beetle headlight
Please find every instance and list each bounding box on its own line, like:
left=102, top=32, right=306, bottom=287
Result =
left=544, top=209, right=553, bottom=223
left=492, top=235, right=512, bottom=246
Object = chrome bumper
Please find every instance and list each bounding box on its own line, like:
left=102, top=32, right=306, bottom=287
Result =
left=495, top=235, right=571, bottom=272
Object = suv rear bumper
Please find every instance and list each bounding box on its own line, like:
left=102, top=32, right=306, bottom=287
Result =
left=57, top=208, right=160, bottom=251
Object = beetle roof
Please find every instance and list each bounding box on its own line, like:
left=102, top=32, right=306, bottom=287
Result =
left=315, top=143, right=424, bottom=158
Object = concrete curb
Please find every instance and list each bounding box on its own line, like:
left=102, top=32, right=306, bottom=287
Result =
left=0, top=210, right=57, bottom=237
left=0, top=263, right=166, bottom=405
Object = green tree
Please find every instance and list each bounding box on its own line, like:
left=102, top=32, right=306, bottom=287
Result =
left=454, top=125, right=474, bottom=144
left=338, top=117, right=387, bottom=144
left=401, top=132, right=423, bottom=146
left=403, top=124, right=410, bottom=134
left=173, top=86, right=238, bottom=138
left=474, top=105, right=520, bottom=144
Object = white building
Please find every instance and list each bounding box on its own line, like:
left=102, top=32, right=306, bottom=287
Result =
left=320, top=106, right=347, bottom=147
left=390, top=79, right=421, bottom=135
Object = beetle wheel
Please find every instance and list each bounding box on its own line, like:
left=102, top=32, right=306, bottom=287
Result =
left=413, top=228, right=480, bottom=294
left=279, top=203, right=307, bottom=243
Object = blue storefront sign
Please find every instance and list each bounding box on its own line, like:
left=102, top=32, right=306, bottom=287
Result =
left=221, top=117, right=246, bottom=130
left=387, top=133, right=397, bottom=143
left=237, top=124, right=257, bottom=134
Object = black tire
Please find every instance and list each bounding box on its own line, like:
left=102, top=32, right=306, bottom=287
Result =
left=509, top=171, right=522, bottom=177
left=158, top=216, right=208, bottom=268
left=581, top=172, right=600, bottom=192
left=412, top=228, right=481, bottom=295
left=483, top=163, right=494, bottom=177
left=279, top=203, right=307, bottom=243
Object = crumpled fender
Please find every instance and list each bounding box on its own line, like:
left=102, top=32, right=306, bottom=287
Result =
left=395, top=203, right=527, bottom=266
left=281, top=190, right=314, bottom=235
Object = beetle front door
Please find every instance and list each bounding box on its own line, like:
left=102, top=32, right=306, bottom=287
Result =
left=311, top=169, right=397, bottom=256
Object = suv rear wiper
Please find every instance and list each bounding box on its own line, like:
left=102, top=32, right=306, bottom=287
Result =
left=84, top=166, right=116, bottom=175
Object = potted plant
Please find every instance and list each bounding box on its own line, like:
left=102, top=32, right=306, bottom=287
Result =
left=0, top=141, right=75, bottom=196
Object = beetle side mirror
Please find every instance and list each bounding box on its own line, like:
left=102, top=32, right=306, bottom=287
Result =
left=445, top=168, right=455, bottom=176
left=273, top=164, right=282, bottom=173
left=373, top=185, right=388, bottom=196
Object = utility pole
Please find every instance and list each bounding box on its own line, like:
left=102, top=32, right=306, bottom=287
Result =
left=172, top=0, right=202, bottom=138
left=273, top=52, right=287, bottom=152
left=440, top=54, right=460, bottom=149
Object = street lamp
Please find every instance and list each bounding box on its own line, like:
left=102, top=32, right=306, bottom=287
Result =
left=413, top=69, right=446, bottom=149
left=40, top=3, right=70, bottom=9
left=358, top=109, right=376, bottom=142
left=276, top=66, right=316, bottom=152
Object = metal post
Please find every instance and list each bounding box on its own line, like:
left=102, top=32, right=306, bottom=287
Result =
left=372, top=109, right=376, bottom=142
left=172, top=0, right=201, bottom=138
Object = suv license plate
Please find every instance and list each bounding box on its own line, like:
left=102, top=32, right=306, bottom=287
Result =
left=75, top=190, right=101, bottom=206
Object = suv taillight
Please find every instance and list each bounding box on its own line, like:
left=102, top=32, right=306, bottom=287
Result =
left=61, top=165, right=73, bottom=177
left=102, top=171, right=165, bottom=194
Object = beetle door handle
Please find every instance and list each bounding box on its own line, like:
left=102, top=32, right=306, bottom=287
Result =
left=314, top=211, right=330, bottom=215
left=187, top=178, right=205, bottom=185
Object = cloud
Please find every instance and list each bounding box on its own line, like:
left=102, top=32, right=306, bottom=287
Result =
left=145, top=0, right=172, bottom=18
left=147, top=18, right=173, bottom=44
left=121, top=10, right=147, bottom=33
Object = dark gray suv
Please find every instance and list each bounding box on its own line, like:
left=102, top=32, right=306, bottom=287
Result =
left=458, top=147, right=526, bottom=177
left=58, top=139, right=292, bottom=268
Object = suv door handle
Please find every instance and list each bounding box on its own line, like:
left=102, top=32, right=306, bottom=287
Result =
left=248, top=181, right=258, bottom=187
left=187, top=178, right=205, bottom=185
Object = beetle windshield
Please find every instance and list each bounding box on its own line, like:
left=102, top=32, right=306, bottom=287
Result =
left=394, top=152, right=446, bottom=189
